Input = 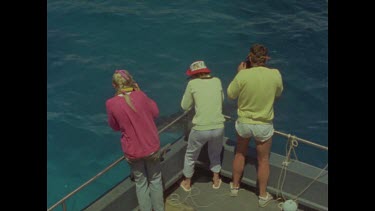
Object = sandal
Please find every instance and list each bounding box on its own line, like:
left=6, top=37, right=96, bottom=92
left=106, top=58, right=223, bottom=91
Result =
left=212, top=179, right=222, bottom=189
left=229, top=182, right=240, bottom=196
left=180, top=181, right=191, bottom=192
left=258, top=192, right=273, bottom=207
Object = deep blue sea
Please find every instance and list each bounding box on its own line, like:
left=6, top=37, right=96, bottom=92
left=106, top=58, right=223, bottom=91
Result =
left=47, top=0, right=327, bottom=209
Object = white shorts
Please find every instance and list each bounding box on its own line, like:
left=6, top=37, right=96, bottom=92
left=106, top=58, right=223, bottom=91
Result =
left=235, top=121, right=274, bottom=142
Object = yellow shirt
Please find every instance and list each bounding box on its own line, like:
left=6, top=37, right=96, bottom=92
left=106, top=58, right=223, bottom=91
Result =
left=227, top=66, right=283, bottom=124
left=181, top=77, right=225, bottom=130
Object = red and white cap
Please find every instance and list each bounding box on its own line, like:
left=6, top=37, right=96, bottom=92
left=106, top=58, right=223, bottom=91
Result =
left=185, top=61, right=211, bottom=76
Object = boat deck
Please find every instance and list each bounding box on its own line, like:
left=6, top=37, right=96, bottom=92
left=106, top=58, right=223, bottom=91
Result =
left=83, top=136, right=325, bottom=211
left=52, top=112, right=326, bottom=211
left=153, top=168, right=313, bottom=211
left=164, top=173, right=279, bottom=211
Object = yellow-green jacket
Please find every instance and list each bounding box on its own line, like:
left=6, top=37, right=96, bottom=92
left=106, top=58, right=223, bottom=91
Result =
left=181, top=77, right=225, bottom=130
left=227, top=66, right=283, bottom=124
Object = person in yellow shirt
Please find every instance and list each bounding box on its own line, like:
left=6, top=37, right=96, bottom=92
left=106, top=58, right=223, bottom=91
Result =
left=227, top=44, right=283, bottom=207
left=179, top=61, right=225, bottom=191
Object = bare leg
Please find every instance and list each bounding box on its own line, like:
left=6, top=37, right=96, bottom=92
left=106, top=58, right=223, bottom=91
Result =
left=213, top=172, right=220, bottom=186
left=232, top=135, right=250, bottom=188
left=255, top=138, right=272, bottom=197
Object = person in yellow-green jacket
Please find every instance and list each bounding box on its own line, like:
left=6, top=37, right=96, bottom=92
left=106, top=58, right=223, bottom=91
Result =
left=179, top=60, right=225, bottom=192
left=227, top=44, right=283, bottom=208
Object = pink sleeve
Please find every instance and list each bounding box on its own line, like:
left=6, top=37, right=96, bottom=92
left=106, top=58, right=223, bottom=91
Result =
left=148, top=98, right=159, bottom=118
left=140, top=91, right=159, bottom=118
left=106, top=102, right=120, bottom=131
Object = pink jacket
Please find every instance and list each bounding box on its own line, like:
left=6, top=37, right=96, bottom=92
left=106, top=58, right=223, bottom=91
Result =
left=106, top=91, right=160, bottom=159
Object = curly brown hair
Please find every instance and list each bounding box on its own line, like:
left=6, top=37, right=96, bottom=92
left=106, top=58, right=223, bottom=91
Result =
left=249, top=44, right=268, bottom=66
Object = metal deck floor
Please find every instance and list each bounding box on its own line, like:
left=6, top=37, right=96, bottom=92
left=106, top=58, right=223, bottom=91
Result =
left=164, top=176, right=281, bottom=211
left=124, top=167, right=318, bottom=211
left=161, top=167, right=314, bottom=211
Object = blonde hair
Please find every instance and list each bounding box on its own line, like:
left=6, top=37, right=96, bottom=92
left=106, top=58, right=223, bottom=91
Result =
left=112, top=70, right=138, bottom=112
left=190, top=72, right=211, bottom=79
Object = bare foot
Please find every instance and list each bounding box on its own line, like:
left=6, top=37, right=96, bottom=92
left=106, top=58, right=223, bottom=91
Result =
left=213, top=178, right=219, bottom=186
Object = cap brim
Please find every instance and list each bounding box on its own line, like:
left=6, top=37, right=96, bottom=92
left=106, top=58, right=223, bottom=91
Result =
left=186, top=68, right=211, bottom=76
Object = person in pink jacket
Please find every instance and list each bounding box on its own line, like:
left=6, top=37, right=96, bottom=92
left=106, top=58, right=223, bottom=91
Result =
left=105, top=69, right=164, bottom=211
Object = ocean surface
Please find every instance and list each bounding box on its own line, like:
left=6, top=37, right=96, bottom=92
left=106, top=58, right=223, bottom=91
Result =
left=47, top=0, right=328, bottom=209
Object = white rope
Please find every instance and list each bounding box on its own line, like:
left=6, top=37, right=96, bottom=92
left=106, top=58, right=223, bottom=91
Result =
left=276, top=134, right=297, bottom=201
left=293, top=163, right=328, bottom=200
left=275, top=134, right=328, bottom=206
left=167, top=185, right=243, bottom=209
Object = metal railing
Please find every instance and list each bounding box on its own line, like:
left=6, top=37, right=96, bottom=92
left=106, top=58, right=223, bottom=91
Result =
left=47, top=110, right=192, bottom=211
left=223, top=115, right=328, bottom=151
left=274, top=130, right=328, bottom=151
left=47, top=111, right=327, bottom=211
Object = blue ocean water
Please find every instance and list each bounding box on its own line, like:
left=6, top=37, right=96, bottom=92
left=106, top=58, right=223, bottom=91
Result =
left=47, top=0, right=327, bottom=209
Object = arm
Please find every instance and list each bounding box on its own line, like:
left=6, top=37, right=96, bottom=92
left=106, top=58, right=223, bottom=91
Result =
left=275, top=84, right=283, bottom=99
left=219, top=79, right=224, bottom=103
left=275, top=70, right=284, bottom=100
left=133, top=82, right=140, bottom=91
left=227, top=63, right=245, bottom=100
left=139, top=91, right=159, bottom=118
left=106, top=102, right=120, bottom=131
left=181, top=83, right=193, bottom=111
left=227, top=76, right=240, bottom=100
left=221, top=89, right=225, bottom=103
left=237, top=61, right=247, bottom=73
left=148, top=97, right=159, bottom=118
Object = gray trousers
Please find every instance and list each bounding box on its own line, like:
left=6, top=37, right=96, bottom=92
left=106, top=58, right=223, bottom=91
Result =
left=183, top=128, right=224, bottom=178
left=129, top=158, right=164, bottom=211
